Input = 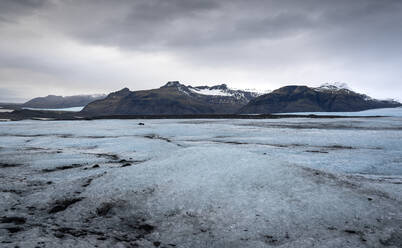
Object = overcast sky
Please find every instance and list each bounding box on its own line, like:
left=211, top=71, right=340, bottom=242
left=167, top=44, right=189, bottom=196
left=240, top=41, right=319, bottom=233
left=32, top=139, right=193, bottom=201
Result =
left=1, top=0, right=402, bottom=102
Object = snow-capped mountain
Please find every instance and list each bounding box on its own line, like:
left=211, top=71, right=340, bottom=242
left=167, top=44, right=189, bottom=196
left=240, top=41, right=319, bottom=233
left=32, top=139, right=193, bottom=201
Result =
left=82, top=81, right=263, bottom=115
left=239, top=83, right=402, bottom=114
left=315, top=83, right=400, bottom=104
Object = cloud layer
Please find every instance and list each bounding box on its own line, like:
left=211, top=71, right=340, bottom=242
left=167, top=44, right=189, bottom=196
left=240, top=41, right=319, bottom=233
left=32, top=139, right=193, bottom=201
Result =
left=1, top=0, right=402, bottom=102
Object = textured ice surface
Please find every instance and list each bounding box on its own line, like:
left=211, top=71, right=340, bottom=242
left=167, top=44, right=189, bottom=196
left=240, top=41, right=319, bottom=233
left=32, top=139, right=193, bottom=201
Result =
left=22, top=106, right=85, bottom=112
left=0, top=117, right=401, bottom=247
left=276, top=107, right=402, bottom=117
left=0, top=109, right=13, bottom=113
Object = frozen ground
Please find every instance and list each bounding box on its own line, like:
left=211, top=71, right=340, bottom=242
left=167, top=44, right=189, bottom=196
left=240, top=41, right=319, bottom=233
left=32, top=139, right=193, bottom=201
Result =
left=0, top=117, right=401, bottom=247
left=22, top=106, right=85, bottom=112
left=276, top=107, right=402, bottom=117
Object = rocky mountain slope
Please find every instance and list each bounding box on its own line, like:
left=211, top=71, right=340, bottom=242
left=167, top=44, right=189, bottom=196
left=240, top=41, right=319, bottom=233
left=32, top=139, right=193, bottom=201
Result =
left=23, top=94, right=106, bottom=109
left=81, top=82, right=262, bottom=116
left=239, top=83, right=401, bottom=114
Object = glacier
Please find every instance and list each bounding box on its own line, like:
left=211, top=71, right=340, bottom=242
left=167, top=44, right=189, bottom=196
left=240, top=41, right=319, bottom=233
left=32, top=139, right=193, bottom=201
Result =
left=0, top=116, right=401, bottom=247
left=276, top=107, right=402, bottom=117
left=21, top=106, right=85, bottom=112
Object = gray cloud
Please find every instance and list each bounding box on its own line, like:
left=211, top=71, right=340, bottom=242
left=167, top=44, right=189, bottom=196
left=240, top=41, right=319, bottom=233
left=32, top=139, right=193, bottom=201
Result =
left=0, top=0, right=402, bottom=102
left=39, top=0, right=402, bottom=51
left=0, top=0, right=49, bottom=23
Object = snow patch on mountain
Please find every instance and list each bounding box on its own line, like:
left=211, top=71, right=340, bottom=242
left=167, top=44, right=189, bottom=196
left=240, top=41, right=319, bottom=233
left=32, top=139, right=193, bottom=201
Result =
left=315, top=82, right=351, bottom=92
left=162, top=81, right=267, bottom=102
left=188, top=87, right=233, bottom=96
left=234, top=88, right=271, bottom=96
left=189, top=84, right=268, bottom=100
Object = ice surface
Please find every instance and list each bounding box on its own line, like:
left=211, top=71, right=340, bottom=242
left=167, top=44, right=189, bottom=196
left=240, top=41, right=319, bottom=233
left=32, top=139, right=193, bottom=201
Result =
left=0, top=117, right=401, bottom=247
left=276, top=106, right=402, bottom=117
left=0, top=109, right=13, bottom=113
left=22, top=106, right=85, bottom=112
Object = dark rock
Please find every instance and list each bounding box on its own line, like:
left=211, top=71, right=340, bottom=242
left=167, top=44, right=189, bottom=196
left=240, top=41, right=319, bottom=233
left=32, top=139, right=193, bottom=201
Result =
left=48, top=197, right=84, bottom=213
left=82, top=178, right=93, bottom=187
left=138, top=224, right=155, bottom=234
left=306, top=150, right=329, bottom=153
left=96, top=202, right=114, bottom=216
left=6, top=227, right=22, bottom=233
left=0, top=216, right=26, bottom=225
left=54, top=232, right=65, bottom=238
left=42, top=164, right=83, bottom=173
left=327, top=145, right=354, bottom=150
left=0, top=163, right=20, bottom=168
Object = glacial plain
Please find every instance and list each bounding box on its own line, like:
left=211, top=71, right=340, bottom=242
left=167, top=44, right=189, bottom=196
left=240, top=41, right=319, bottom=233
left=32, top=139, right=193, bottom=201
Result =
left=0, top=114, right=401, bottom=247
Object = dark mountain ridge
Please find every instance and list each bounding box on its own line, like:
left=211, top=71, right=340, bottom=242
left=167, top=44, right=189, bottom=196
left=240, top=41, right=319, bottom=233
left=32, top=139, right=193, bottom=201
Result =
left=239, top=84, right=400, bottom=114
left=81, top=82, right=262, bottom=116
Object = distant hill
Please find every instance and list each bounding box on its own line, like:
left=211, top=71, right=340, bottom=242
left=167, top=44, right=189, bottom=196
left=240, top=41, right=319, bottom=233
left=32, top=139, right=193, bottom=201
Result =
left=23, top=94, right=106, bottom=109
left=239, top=83, right=401, bottom=114
left=81, top=82, right=262, bottom=116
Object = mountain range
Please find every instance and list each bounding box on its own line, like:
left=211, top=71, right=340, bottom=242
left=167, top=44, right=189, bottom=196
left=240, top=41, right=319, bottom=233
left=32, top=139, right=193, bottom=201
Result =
left=81, top=82, right=400, bottom=116
left=12, top=82, right=400, bottom=118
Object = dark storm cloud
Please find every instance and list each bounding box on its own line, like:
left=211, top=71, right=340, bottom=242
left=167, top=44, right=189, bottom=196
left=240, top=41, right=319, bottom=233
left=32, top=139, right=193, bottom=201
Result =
left=2, top=0, right=402, bottom=56
left=1, top=0, right=402, bottom=101
left=47, top=0, right=306, bottom=48
left=0, top=0, right=49, bottom=23
left=36, top=0, right=402, bottom=52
